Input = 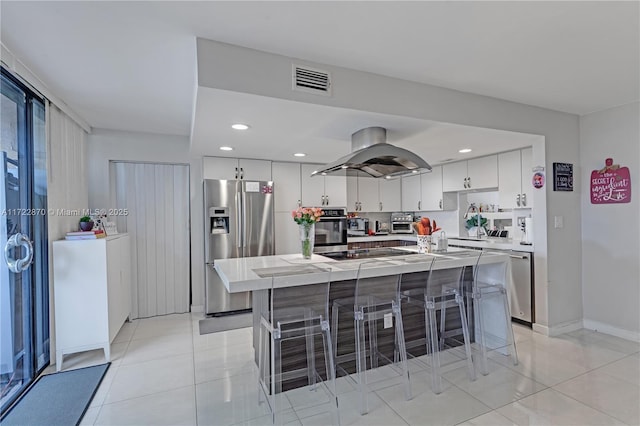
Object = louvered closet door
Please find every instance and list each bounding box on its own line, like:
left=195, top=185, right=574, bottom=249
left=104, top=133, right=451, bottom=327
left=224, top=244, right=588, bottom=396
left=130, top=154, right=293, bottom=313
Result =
left=112, top=162, right=190, bottom=319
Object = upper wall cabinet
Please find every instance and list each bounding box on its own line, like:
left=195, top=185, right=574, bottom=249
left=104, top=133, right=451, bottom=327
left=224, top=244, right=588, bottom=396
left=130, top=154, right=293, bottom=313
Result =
left=442, top=155, right=498, bottom=192
left=401, top=166, right=456, bottom=212
left=272, top=162, right=301, bottom=212
left=347, top=173, right=401, bottom=212
left=379, top=178, right=402, bottom=212
left=498, top=148, right=533, bottom=209
left=300, top=164, right=347, bottom=208
left=203, top=157, right=272, bottom=181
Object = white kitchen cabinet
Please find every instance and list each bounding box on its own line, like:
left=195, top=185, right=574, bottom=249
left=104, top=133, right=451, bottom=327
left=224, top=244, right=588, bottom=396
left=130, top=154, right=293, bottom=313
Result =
left=272, top=162, right=301, bottom=212
left=499, top=148, right=533, bottom=209
left=347, top=172, right=378, bottom=212
left=442, top=161, right=468, bottom=192
left=301, top=164, right=347, bottom=208
left=53, top=234, right=131, bottom=371
left=203, top=156, right=272, bottom=181
left=324, top=174, right=347, bottom=208
left=401, top=167, right=456, bottom=212
left=274, top=211, right=300, bottom=255
left=442, top=156, right=498, bottom=192
left=467, top=155, right=498, bottom=190
left=420, top=166, right=456, bottom=211
left=379, top=178, right=401, bottom=212
left=401, top=173, right=421, bottom=211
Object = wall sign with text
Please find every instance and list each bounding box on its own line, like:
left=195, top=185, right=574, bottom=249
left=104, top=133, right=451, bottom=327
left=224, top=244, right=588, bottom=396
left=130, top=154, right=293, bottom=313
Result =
left=553, top=162, right=573, bottom=191
left=590, top=158, right=631, bottom=204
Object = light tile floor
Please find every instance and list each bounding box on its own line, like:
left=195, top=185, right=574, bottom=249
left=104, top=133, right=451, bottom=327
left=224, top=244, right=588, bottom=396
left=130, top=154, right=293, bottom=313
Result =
left=46, top=313, right=639, bottom=425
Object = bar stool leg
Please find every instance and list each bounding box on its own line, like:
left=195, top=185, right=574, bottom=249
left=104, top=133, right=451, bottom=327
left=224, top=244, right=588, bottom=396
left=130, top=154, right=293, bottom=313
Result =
left=501, top=288, right=519, bottom=365
left=393, top=301, right=412, bottom=401
left=305, top=316, right=316, bottom=389
left=425, top=299, right=443, bottom=394
left=322, top=325, right=341, bottom=425
left=355, top=315, right=369, bottom=415
left=473, top=293, right=490, bottom=375
left=456, top=293, right=476, bottom=381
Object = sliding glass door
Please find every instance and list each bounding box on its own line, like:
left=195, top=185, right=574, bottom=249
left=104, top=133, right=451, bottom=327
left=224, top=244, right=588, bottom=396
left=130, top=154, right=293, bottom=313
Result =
left=1, top=69, right=49, bottom=414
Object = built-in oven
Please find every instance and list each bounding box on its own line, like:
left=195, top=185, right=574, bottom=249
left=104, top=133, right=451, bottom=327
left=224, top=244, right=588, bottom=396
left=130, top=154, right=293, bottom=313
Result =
left=312, top=208, right=348, bottom=253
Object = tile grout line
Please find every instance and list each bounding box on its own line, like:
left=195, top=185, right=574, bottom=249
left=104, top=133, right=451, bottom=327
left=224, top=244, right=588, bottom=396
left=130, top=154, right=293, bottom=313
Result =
left=546, top=386, right=632, bottom=425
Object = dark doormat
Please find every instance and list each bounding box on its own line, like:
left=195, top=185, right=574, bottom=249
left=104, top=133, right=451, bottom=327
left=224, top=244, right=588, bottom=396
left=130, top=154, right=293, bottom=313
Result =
left=199, top=313, right=253, bottom=335
left=1, top=363, right=110, bottom=426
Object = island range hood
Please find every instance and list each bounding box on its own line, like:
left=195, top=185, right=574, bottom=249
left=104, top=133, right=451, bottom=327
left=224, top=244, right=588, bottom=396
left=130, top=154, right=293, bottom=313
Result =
left=313, top=127, right=432, bottom=178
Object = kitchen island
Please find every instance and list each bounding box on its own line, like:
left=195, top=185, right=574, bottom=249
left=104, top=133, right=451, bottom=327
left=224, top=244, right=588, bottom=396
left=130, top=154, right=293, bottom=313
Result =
left=214, top=247, right=511, bottom=390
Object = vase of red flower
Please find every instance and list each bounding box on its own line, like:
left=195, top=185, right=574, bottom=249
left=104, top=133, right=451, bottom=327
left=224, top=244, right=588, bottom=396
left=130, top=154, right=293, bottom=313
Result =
left=292, top=207, right=324, bottom=259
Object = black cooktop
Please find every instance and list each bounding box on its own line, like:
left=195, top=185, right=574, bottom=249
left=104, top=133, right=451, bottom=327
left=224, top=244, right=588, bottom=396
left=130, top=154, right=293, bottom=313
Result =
left=321, top=248, right=408, bottom=261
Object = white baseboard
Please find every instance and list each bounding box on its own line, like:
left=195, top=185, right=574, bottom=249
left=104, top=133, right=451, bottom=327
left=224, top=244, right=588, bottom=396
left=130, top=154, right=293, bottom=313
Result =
left=583, top=319, right=640, bottom=343
left=532, top=323, right=550, bottom=336
left=532, top=319, right=583, bottom=337
left=191, top=304, right=204, bottom=313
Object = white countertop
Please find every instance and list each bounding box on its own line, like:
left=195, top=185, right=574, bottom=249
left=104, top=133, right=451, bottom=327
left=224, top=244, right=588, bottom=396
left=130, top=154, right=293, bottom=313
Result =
left=214, top=247, right=509, bottom=293
left=348, top=234, right=533, bottom=252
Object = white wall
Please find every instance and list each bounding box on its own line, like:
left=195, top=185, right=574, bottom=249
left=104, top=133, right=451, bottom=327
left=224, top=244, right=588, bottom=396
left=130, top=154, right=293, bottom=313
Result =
left=580, top=102, right=640, bottom=341
left=86, top=129, right=206, bottom=311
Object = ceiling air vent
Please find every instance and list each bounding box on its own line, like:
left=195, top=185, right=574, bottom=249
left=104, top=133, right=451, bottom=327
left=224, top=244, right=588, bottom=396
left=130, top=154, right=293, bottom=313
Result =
left=292, top=64, right=331, bottom=96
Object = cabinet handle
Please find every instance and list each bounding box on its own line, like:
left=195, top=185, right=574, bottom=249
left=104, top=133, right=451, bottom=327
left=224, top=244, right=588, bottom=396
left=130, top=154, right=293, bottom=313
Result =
left=439, top=199, right=443, bottom=209
left=240, top=168, right=244, bottom=180
left=326, top=195, right=329, bottom=206
left=235, top=167, right=238, bottom=180
left=521, top=193, right=527, bottom=206
left=297, top=199, right=301, bottom=208
left=516, top=194, right=521, bottom=207
left=467, top=177, right=471, bottom=188
left=379, top=201, right=383, bottom=211
left=418, top=200, right=421, bottom=211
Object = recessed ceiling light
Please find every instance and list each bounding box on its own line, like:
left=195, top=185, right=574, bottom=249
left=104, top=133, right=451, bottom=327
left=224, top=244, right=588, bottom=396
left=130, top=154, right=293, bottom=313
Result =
left=412, top=170, right=419, bottom=174
left=294, top=153, right=306, bottom=157
left=341, top=165, right=349, bottom=169
left=219, top=146, right=233, bottom=151
left=459, top=148, right=472, bottom=153
left=231, top=123, right=249, bottom=130
left=321, top=172, right=327, bottom=176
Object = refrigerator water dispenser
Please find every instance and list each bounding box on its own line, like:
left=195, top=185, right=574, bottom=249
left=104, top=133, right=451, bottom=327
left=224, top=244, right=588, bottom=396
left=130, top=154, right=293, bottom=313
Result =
left=209, top=207, right=229, bottom=234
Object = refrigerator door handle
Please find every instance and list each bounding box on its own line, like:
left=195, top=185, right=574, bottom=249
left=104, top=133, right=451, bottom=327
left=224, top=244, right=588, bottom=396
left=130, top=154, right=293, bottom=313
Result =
left=242, top=191, right=248, bottom=249
left=235, top=193, right=242, bottom=248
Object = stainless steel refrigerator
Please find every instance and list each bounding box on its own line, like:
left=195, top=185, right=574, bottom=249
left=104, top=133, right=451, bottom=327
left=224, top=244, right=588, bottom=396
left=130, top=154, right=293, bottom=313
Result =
left=204, top=179, right=274, bottom=315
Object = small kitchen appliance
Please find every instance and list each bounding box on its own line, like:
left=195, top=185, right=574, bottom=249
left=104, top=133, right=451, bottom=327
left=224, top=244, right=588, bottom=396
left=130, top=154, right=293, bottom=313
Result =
left=374, top=220, right=389, bottom=235
left=347, top=217, right=369, bottom=236
left=390, top=212, right=414, bottom=234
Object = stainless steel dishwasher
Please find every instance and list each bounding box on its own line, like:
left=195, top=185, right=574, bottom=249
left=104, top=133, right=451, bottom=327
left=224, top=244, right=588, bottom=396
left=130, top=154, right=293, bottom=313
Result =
left=508, top=251, right=533, bottom=325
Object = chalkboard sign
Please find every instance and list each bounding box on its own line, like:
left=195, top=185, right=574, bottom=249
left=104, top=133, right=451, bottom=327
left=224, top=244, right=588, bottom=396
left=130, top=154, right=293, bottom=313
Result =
left=553, top=162, right=573, bottom=191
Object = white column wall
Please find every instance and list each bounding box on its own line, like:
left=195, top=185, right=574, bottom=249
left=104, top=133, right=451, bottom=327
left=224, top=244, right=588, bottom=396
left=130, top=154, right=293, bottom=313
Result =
left=579, top=102, right=640, bottom=341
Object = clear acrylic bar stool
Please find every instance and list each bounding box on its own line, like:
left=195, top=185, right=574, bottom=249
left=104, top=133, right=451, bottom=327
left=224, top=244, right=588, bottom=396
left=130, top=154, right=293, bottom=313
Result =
left=258, top=266, right=339, bottom=425
left=332, top=261, right=411, bottom=415
left=469, top=251, right=519, bottom=375
left=400, top=256, right=476, bottom=394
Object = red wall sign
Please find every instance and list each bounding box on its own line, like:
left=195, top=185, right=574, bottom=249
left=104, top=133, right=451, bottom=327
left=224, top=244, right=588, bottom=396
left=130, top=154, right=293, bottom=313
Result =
left=590, top=158, right=631, bottom=204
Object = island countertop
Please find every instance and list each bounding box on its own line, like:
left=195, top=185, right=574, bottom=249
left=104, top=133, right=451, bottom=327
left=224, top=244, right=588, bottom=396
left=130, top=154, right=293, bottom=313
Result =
left=214, top=247, right=509, bottom=293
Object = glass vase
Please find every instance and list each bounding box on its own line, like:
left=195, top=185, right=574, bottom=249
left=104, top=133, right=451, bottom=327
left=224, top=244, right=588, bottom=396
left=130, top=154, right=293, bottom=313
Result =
left=299, top=223, right=315, bottom=259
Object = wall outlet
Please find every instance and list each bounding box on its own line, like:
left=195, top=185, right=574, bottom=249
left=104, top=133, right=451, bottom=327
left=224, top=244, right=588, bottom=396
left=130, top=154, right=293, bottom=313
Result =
left=554, top=216, right=564, bottom=228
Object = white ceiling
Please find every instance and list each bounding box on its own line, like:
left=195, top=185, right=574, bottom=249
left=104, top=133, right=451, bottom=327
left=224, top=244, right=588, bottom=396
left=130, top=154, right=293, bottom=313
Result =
left=192, top=88, right=539, bottom=164
left=1, top=1, right=638, bottom=152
